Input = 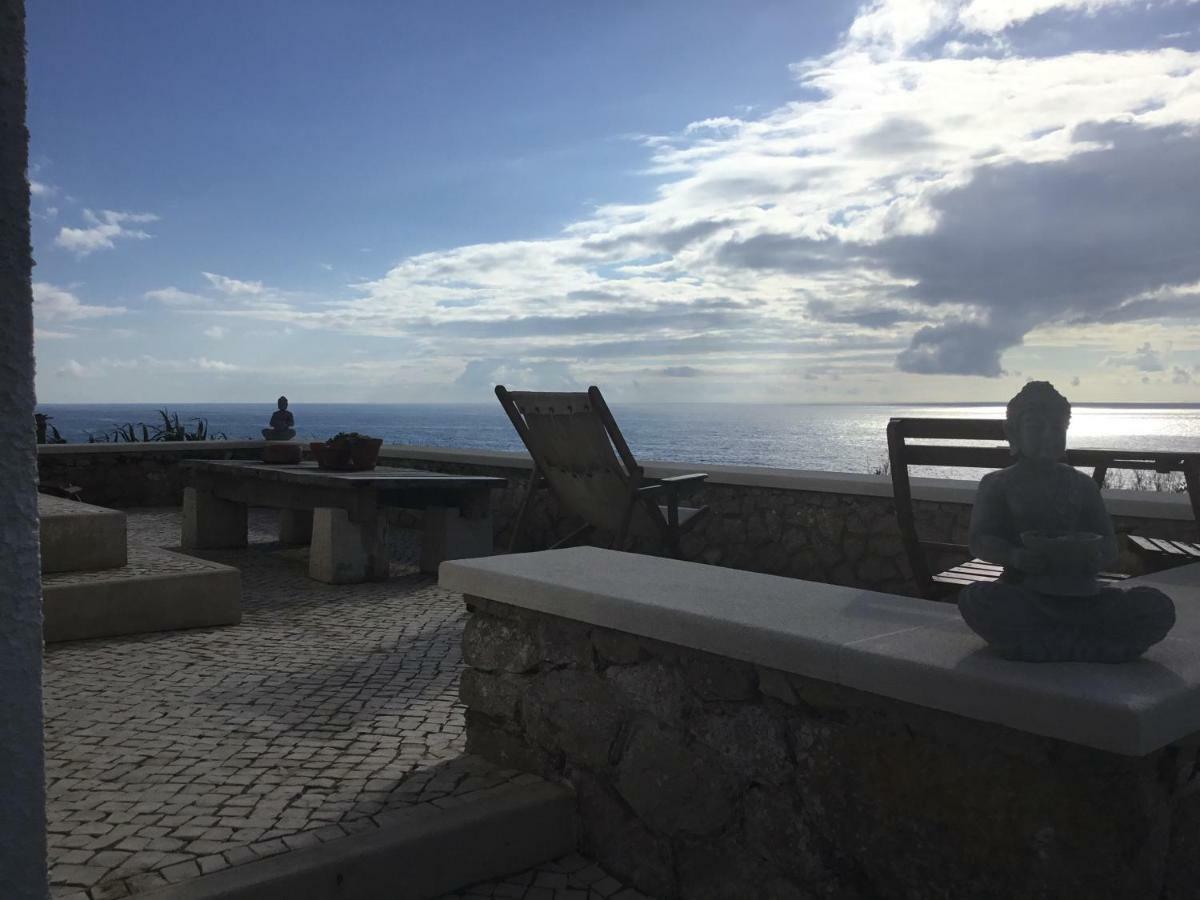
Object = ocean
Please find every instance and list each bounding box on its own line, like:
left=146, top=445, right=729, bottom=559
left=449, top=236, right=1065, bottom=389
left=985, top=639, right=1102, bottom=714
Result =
left=34, top=402, right=1200, bottom=478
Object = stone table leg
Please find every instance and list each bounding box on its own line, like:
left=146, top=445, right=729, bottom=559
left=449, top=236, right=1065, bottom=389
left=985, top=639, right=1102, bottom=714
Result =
left=279, top=508, right=313, bottom=545
left=181, top=487, right=248, bottom=550
left=420, top=506, right=494, bottom=574
left=309, top=507, right=390, bottom=583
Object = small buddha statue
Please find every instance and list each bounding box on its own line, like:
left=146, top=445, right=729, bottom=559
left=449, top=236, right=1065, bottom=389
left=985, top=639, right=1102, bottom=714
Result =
left=262, top=395, right=296, bottom=441
left=958, top=381, right=1175, bottom=663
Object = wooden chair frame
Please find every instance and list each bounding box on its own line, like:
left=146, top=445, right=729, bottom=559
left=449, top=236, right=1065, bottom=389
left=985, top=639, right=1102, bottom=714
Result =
left=496, top=385, right=709, bottom=556
left=887, top=417, right=1200, bottom=599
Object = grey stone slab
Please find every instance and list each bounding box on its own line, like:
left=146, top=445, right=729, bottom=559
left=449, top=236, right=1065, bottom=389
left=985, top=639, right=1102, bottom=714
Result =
left=441, top=546, right=957, bottom=683
left=840, top=621, right=1200, bottom=755
left=42, top=546, right=241, bottom=643
left=38, top=494, right=127, bottom=574
left=134, top=782, right=573, bottom=900
left=442, top=546, right=1200, bottom=755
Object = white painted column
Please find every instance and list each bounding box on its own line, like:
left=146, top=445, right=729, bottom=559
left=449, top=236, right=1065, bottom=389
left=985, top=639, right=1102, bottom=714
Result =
left=0, top=1, right=49, bottom=894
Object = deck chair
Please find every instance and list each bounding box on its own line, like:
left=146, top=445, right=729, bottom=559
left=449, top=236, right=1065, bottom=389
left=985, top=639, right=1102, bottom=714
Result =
left=496, top=385, right=709, bottom=556
left=887, top=417, right=1200, bottom=600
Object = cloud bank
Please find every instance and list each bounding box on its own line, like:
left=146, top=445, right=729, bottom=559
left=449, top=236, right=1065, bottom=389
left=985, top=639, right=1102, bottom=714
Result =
left=141, top=0, right=1200, bottom=392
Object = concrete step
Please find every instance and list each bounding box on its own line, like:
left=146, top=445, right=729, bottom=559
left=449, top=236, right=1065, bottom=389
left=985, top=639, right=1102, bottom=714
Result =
left=137, top=780, right=576, bottom=900
left=38, top=493, right=127, bottom=574
left=42, top=545, right=241, bottom=643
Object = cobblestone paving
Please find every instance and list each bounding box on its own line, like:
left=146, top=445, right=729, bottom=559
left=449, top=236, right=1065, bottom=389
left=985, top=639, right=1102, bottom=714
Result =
left=435, top=853, right=652, bottom=900
left=44, top=508, right=521, bottom=900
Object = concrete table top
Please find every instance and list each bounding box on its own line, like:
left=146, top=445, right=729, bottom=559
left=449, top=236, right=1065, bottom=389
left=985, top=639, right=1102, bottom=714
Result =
left=182, top=460, right=505, bottom=491
left=440, top=548, right=1200, bottom=756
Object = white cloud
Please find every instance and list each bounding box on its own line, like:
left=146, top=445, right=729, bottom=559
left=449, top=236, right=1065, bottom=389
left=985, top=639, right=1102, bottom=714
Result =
left=144, top=286, right=212, bottom=307
left=33, top=282, right=126, bottom=321
left=203, top=325, right=229, bottom=339
left=56, top=359, right=90, bottom=378
left=203, top=272, right=265, bottom=295
left=1106, top=341, right=1168, bottom=371
left=131, top=0, right=1200, bottom=392
left=54, top=209, right=158, bottom=257
left=100, top=355, right=241, bottom=374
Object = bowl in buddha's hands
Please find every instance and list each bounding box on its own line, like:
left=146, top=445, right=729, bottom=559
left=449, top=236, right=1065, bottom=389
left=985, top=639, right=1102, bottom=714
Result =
left=1019, top=530, right=1103, bottom=596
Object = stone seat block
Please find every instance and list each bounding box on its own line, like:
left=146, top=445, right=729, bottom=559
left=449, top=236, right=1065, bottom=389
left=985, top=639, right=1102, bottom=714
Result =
left=37, top=493, right=127, bottom=574
left=42, top=546, right=241, bottom=643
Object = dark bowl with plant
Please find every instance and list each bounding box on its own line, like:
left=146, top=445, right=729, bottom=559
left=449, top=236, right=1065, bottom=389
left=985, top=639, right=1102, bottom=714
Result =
left=309, top=432, right=384, bottom=471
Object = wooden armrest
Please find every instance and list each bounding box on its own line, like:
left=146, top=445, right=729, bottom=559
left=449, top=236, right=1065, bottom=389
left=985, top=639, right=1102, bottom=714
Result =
left=659, top=472, right=708, bottom=486
left=637, top=482, right=665, bottom=496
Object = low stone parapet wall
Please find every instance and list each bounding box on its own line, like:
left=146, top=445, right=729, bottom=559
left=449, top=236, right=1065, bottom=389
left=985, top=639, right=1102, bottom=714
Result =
left=37, top=441, right=272, bottom=508
left=441, top=550, right=1200, bottom=900
left=36, top=442, right=1197, bottom=596
left=381, top=446, right=1195, bottom=596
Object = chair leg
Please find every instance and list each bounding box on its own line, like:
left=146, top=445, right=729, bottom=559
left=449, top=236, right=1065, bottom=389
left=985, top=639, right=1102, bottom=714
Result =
left=613, top=494, right=640, bottom=551
left=508, top=470, right=542, bottom=553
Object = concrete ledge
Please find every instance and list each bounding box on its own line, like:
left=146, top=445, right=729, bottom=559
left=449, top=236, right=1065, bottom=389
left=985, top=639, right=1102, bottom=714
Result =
left=381, top=443, right=1195, bottom=520
left=38, top=494, right=127, bottom=573
left=42, top=546, right=241, bottom=643
left=441, top=548, right=1200, bottom=755
left=38, top=439, right=271, bottom=456
left=137, top=780, right=575, bottom=900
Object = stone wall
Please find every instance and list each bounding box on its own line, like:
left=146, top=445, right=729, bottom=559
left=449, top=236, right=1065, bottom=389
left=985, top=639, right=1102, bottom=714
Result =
left=37, top=442, right=1198, bottom=598
left=461, top=595, right=1200, bottom=900
left=0, top=0, right=48, bottom=895
left=378, top=448, right=1197, bottom=597
left=37, top=442, right=271, bottom=508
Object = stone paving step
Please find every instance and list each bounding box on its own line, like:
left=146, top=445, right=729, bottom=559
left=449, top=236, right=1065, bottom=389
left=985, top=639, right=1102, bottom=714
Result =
left=43, top=545, right=241, bottom=643
left=134, top=780, right=575, bottom=900
left=39, top=493, right=127, bottom=574
left=435, top=851, right=652, bottom=899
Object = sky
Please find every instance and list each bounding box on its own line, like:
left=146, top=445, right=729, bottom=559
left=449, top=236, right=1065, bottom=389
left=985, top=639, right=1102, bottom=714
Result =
left=28, top=0, right=1200, bottom=404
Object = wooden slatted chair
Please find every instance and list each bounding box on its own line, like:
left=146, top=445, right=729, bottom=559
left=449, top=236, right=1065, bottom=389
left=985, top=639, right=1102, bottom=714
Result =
left=496, top=385, right=709, bottom=556
left=886, top=417, right=1200, bottom=600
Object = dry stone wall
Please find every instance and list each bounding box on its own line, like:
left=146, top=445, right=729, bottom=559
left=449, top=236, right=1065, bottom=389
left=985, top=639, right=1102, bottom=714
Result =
left=461, top=595, right=1200, bottom=900
left=378, top=451, right=1196, bottom=597
left=37, top=444, right=1198, bottom=598
left=37, top=443, right=269, bottom=508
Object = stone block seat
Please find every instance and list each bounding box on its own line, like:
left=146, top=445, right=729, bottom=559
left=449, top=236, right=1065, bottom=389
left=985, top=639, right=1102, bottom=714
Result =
left=38, top=493, right=240, bottom=642
left=38, top=492, right=126, bottom=573
left=440, top=548, right=1200, bottom=899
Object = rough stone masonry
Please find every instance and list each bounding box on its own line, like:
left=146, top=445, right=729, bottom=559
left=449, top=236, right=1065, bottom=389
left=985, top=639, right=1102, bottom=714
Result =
left=460, top=594, right=1200, bottom=900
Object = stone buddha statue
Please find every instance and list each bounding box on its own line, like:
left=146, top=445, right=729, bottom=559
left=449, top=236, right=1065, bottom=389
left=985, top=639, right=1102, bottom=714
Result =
left=261, top=395, right=296, bottom=441
left=958, top=381, right=1174, bottom=662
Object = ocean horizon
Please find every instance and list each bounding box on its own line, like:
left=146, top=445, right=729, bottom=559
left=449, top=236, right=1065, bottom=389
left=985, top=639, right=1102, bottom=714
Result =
left=36, top=401, right=1200, bottom=478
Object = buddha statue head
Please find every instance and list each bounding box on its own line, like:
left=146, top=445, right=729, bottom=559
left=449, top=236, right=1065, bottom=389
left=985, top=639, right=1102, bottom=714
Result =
left=1004, top=381, right=1070, bottom=462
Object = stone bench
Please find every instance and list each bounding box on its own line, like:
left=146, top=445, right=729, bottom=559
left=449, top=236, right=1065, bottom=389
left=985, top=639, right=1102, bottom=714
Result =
left=440, top=549, right=1200, bottom=899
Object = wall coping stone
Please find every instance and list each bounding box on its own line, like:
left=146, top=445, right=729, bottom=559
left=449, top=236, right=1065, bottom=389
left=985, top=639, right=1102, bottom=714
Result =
left=441, top=548, right=1200, bottom=756
left=35, top=440, right=1192, bottom=521
left=38, top=439, right=273, bottom=456
left=382, top=443, right=1194, bottom=521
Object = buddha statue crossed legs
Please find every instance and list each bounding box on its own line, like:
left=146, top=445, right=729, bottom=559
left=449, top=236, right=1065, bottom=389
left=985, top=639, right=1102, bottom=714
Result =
left=262, top=395, right=296, bottom=441
left=958, top=381, right=1174, bottom=662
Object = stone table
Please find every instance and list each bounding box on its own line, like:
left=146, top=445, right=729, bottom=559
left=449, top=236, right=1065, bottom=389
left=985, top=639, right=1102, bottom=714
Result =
left=181, top=461, right=505, bottom=583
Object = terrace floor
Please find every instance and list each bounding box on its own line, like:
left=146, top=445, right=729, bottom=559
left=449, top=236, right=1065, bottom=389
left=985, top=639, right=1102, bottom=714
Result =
left=44, top=508, right=644, bottom=900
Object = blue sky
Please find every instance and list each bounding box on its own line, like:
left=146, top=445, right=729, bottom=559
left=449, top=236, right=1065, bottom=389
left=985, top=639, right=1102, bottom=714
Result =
left=28, top=0, right=1200, bottom=404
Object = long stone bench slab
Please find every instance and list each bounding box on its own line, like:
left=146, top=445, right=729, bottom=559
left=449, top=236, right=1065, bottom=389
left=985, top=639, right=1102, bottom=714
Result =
left=38, top=493, right=126, bottom=574
left=43, top=546, right=241, bottom=643
left=441, top=548, right=1200, bottom=756
left=440, top=550, right=1200, bottom=899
